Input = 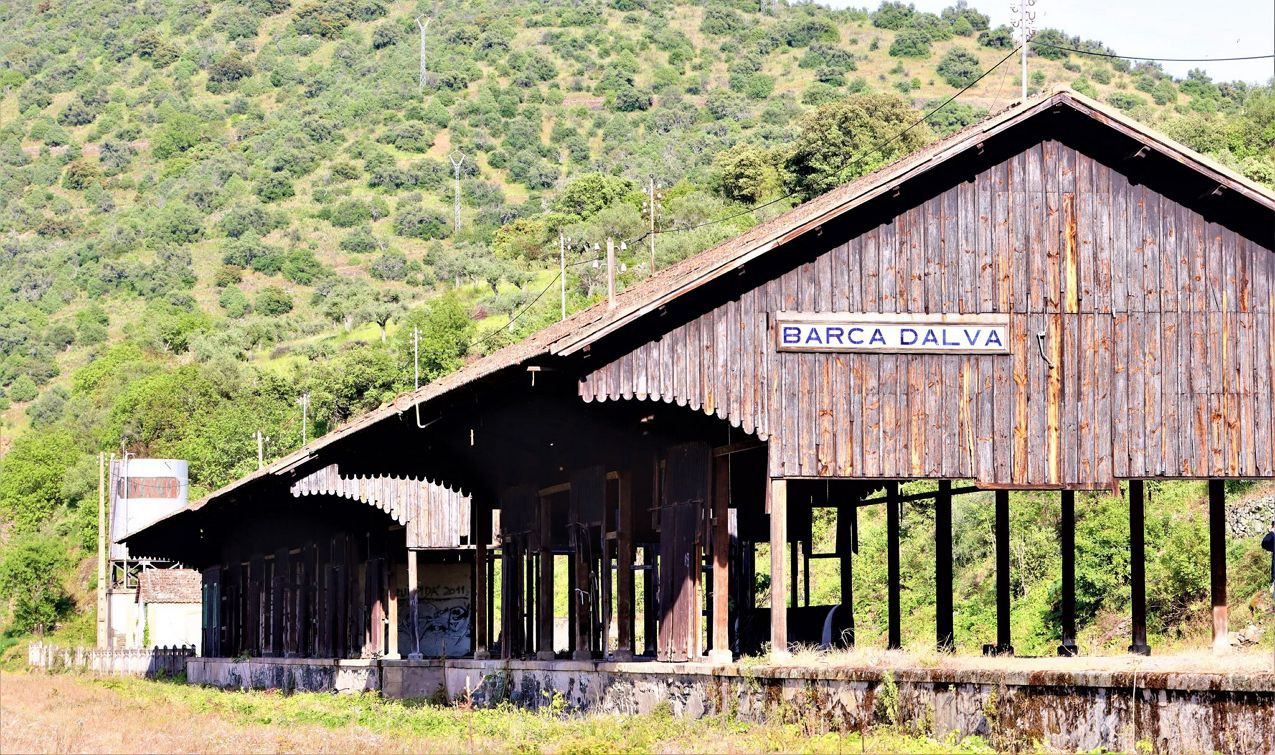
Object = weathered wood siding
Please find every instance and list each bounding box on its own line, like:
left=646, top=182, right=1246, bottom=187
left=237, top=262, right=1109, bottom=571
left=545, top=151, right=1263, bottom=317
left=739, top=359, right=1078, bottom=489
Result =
left=580, top=141, right=1275, bottom=487
left=290, top=464, right=472, bottom=548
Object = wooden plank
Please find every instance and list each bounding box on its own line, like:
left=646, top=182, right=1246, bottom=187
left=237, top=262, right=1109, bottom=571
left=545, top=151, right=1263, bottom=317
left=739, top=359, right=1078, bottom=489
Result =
left=1226, top=311, right=1242, bottom=476
left=1208, top=310, right=1225, bottom=472
left=994, top=156, right=1014, bottom=313
left=1043, top=141, right=1062, bottom=315
left=880, top=217, right=898, bottom=313
left=863, top=225, right=881, bottom=314
left=1027, top=143, right=1047, bottom=314
left=1076, top=154, right=1095, bottom=310
left=908, top=357, right=925, bottom=477
left=1162, top=312, right=1180, bottom=476
left=1046, top=314, right=1063, bottom=484
left=1112, top=313, right=1130, bottom=478
left=1128, top=311, right=1148, bottom=476
left=976, top=163, right=995, bottom=312
left=769, top=479, right=787, bottom=655
left=1011, top=314, right=1030, bottom=484
left=1110, top=170, right=1129, bottom=313
left=880, top=353, right=899, bottom=476
left=1239, top=312, right=1256, bottom=475
left=1063, top=193, right=1080, bottom=314
left=1128, top=182, right=1146, bottom=314
left=978, top=353, right=995, bottom=483
left=909, top=204, right=926, bottom=313
left=864, top=352, right=883, bottom=477
left=1144, top=189, right=1164, bottom=315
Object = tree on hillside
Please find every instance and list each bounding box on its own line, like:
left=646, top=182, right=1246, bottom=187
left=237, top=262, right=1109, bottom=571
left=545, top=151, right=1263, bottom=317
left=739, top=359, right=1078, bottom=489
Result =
left=395, top=294, right=474, bottom=384
left=784, top=93, right=934, bottom=199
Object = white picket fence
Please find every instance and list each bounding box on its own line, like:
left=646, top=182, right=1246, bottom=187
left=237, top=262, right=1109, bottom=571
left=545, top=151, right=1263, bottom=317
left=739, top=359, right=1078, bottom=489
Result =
left=27, top=641, right=194, bottom=678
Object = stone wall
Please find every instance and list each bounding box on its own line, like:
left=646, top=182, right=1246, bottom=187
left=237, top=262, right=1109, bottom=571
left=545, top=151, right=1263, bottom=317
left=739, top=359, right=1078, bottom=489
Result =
left=186, top=657, right=1275, bottom=753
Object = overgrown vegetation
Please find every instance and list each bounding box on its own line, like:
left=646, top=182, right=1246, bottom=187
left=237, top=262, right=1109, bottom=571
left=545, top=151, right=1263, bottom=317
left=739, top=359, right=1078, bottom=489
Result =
left=0, top=0, right=1271, bottom=646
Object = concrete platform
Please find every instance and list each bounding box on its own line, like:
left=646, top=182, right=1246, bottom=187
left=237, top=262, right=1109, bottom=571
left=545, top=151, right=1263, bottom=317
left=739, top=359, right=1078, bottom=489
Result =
left=186, top=652, right=1275, bottom=753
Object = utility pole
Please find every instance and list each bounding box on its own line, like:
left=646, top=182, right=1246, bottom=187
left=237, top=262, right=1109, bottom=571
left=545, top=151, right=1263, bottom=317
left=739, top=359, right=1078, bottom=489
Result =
left=559, top=233, right=566, bottom=321
left=646, top=178, right=660, bottom=274
left=416, top=16, right=431, bottom=90
left=448, top=151, right=466, bottom=233
left=1010, top=0, right=1036, bottom=100
left=255, top=430, right=265, bottom=470
left=96, top=452, right=107, bottom=648
left=299, top=393, right=310, bottom=446
left=606, top=237, right=616, bottom=307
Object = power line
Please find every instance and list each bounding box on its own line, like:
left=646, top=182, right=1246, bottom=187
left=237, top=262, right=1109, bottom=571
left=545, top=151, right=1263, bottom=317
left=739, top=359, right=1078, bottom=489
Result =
left=652, top=45, right=1023, bottom=239
left=1034, top=44, right=1274, bottom=63
left=477, top=45, right=1026, bottom=346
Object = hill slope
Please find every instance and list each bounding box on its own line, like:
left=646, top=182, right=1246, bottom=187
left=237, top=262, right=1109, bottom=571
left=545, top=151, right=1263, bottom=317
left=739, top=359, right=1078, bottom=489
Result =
left=0, top=0, right=1272, bottom=649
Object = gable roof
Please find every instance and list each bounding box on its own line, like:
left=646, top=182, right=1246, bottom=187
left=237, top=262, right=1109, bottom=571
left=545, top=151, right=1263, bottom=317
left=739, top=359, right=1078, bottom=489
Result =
left=128, top=89, right=1275, bottom=528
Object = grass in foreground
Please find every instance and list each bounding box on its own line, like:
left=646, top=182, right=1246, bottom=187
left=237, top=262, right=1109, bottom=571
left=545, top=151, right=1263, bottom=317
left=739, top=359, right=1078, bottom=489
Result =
left=0, top=671, right=994, bottom=754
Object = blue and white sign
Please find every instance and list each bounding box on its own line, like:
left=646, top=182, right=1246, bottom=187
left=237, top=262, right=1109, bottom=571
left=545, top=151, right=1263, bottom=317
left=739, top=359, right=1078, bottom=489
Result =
left=775, top=313, right=1010, bottom=354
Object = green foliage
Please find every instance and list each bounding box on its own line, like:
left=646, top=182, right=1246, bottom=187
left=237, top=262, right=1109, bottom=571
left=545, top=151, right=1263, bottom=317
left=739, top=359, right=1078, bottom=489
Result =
left=0, top=535, right=71, bottom=633
left=8, top=374, right=38, bottom=402
left=394, top=206, right=450, bottom=239
left=0, top=430, right=80, bottom=534
left=553, top=173, right=634, bottom=220
left=889, top=30, right=932, bottom=59
left=784, top=93, right=933, bottom=199
left=1107, top=91, right=1146, bottom=111
left=394, top=294, right=474, bottom=384
left=936, top=48, right=982, bottom=88
left=219, top=286, right=252, bottom=318
left=712, top=143, right=781, bottom=204
left=254, top=286, right=294, bottom=316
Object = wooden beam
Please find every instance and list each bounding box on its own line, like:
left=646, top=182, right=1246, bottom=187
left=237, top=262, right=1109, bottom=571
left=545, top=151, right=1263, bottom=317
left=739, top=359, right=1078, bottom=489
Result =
left=709, top=458, right=731, bottom=663
left=935, top=481, right=954, bottom=652
left=769, top=478, right=789, bottom=657
left=615, top=472, right=635, bottom=661
left=537, top=494, right=554, bottom=660
left=1128, top=481, right=1151, bottom=655
left=473, top=501, right=489, bottom=659
left=1209, top=479, right=1229, bottom=653
left=886, top=482, right=900, bottom=650
left=993, top=490, right=1014, bottom=655
left=386, top=557, right=399, bottom=659
left=642, top=544, right=657, bottom=657
left=1058, top=490, right=1078, bottom=656
left=835, top=499, right=854, bottom=648
left=407, top=548, right=421, bottom=659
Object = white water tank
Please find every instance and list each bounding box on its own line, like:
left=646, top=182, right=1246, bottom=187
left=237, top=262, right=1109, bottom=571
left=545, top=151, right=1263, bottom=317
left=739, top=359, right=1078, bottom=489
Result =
left=109, top=458, right=189, bottom=560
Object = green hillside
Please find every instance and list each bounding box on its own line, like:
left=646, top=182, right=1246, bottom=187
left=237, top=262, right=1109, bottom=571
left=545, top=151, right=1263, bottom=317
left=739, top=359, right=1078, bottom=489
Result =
left=0, top=0, right=1272, bottom=653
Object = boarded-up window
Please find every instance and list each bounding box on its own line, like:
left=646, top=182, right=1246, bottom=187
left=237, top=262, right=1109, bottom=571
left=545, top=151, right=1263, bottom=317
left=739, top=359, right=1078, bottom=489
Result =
left=117, top=476, right=180, bottom=499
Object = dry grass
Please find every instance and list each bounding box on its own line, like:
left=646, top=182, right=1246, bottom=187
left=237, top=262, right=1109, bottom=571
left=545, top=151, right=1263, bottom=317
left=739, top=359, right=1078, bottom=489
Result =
left=0, top=672, right=423, bottom=754
left=0, top=671, right=994, bottom=755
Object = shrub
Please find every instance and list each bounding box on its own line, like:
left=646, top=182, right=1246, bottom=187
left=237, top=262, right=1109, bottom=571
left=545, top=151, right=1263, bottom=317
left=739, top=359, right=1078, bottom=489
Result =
left=889, top=30, right=932, bottom=58
left=218, top=204, right=280, bottom=238
left=936, top=48, right=982, bottom=88
left=255, top=174, right=294, bottom=202
left=62, top=159, right=100, bottom=190
left=150, top=203, right=204, bottom=245
left=8, top=374, right=38, bottom=402
left=282, top=248, right=325, bottom=284
left=977, top=25, right=1015, bottom=49
left=327, top=199, right=372, bottom=227
left=0, top=535, right=71, bottom=633
left=369, top=251, right=408, bottom=280
left=218, top=286, right=251, bottom=318
left=254, top=286, right=293, bottom=316
left=340, top=227, right=380, bottom=253
left=871, top=1, right=915, bottom=29
left=1107, top=91, right=1146, bottom=111
left=393, top=206, right=449, bottom=239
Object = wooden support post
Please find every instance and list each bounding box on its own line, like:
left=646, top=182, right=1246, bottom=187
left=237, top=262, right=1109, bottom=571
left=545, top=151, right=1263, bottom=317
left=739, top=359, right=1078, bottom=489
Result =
left=790, top=533, right=799, bottom=608
left=769, top=478, right=789, bottom=658
left=407, top=548, right=421, bottom=659
left=271, top=548, right=287, bottom=657
left=886, top=482, right=901, bottom=650
left=835, top=499, right=854, bottom=648
left=473, top=501, right=489, bottom=659
left=709, top=458, right=731, bottom=663
left=642, top=545, right=657, bottom=657
left=616, top=474, right=635, bottom=661
left=1209, top=479, right=1229, bottom=653
left=1128, top=480, right=1151, bottom=656
left=525, top=550, right=537, bottom=657
left=935, top=481, right=954, bottom=653
left=386, top=557, right=399, bottom=659
left=992, top=490, right=1014, bottom=655
left=573, top=532, right=591, bottom=661
left=1058, top=490, right=1078, bottom=656
left=537, top=495, right=555, bottom=660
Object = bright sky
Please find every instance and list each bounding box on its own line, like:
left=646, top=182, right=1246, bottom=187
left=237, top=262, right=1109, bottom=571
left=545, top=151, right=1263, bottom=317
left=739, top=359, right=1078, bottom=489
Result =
left=827, top=0, right=1275, bottom=83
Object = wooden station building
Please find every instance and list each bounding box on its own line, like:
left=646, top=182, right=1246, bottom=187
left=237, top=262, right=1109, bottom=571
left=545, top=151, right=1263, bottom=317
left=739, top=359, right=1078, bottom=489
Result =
left=126, top=91, right=1274, bottom=664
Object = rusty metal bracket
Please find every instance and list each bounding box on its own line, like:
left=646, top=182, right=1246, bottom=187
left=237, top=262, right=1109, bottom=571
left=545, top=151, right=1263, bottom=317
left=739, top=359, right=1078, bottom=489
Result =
left=1036, top=329, right=1054, bottom=369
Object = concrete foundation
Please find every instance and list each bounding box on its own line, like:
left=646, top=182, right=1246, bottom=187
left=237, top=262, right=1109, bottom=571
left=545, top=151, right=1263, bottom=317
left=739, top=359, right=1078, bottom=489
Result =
left=187, top=657, right=1275, bottom=753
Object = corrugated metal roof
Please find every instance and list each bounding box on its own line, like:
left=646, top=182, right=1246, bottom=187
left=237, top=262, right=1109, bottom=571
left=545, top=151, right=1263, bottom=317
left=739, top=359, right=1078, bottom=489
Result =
left=127, top=89, right=1275, bottom=534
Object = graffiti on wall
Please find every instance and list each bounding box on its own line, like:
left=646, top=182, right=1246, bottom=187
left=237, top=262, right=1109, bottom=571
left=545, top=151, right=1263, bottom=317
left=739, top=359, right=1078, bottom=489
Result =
left=399, top=563, right=470, bottom=657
